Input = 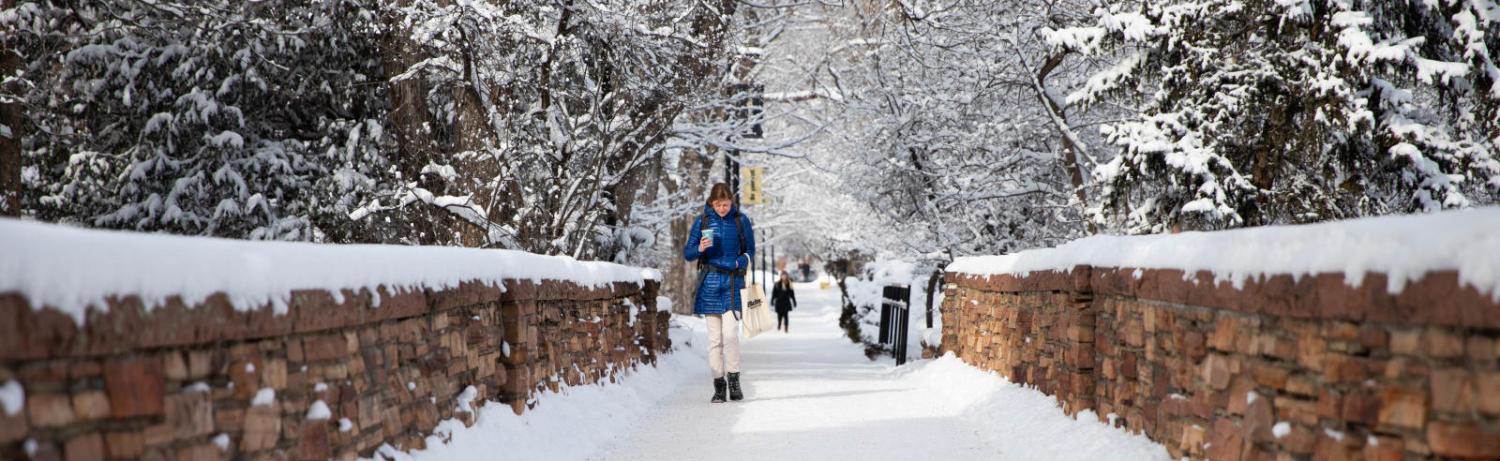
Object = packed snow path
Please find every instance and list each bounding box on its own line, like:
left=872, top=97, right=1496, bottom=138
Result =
left=594, top=283, right=1169, bottom=461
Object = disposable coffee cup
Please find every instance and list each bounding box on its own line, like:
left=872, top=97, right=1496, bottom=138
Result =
left=702, top=229, right=714, bottom=244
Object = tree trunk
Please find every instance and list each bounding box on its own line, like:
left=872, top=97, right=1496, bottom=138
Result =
left=450, top=33, right=504, bottom=248
left=379, top=2, right=442, bottom=243
left=0, top=0, right=20, bottom=217
left=1033, top=52, right=1096, bottom=234
left=666, top=146, right=710, bottom=315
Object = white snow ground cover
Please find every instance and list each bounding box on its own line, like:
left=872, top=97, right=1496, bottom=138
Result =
left=947, top=207, right=1500, bottom=297
left=365, top=282, right=1168, bottom=460
left=0, top=218, right=658, bottom=323
left=360, top=315, right=713, bottom=461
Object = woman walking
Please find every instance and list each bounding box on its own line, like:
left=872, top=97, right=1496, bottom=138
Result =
left=771, top=271, right=797, bottom=332
left=683, top=183, right=755, bottom=403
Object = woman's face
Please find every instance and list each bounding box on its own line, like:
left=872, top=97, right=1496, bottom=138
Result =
left=712, top=199, right=732, bottom=218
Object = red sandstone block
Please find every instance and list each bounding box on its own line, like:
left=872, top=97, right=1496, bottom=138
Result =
left=0, top=398, right=27, bottom=442
left=1274, top=396, right=1319, bottom=426
left=1430, top=368, right=1476, bottom=414
left=291, top=289, right=367, bottom=334
left=242, top=405, right=281, bottom=451
left=1276, top=423, right=1316, bottom=454
left=229, top=357, right=263, bottom=401
left=68, top=361, right=101, bottom=380
left=1207, top=418, right=1247, bottom=461
left=374, top=287, right=429, bottom=321
left=71, top=390, right=110, bottom=422
left=1422, top=327, right=1465, bottom=359
left=104, top=358, right=165, bottom=418
left=64, top=432, right=103, bottom=461
left=1227, top=377, right=1256, bottom=415
left=214, top=406, right=245, bottom=434
left=1478, top=371, right=1500, bottom=416
left=1202, top=354, right=1232, bottom=390
left=10, top=304, right=77, bottom=361
left=1250, top=363, right=1289, bottom=389
left=104, top=430, right=144, bottom=459
left=303, top=334, right=348, bottom=362
left=164, top=391, right=214, bottom=440
left=1314, top=432, right=1358, bottom=461
left=1389, top=328, right=1421, bottom=355
left=1317, top=389, right=1342, bottom=419
left=1359, top=325, right=1389, bottom=350
left=28, top=392, right=76, bottom=428
left=176, top=443, right=222, bottom=461
left=1377, top=386, right=1426, bottom=430
left=300, top=420, right=332, bottom=461
left=1284, top=375, right=1315, bottom=398
left=1340, top=390, right=1380, bottom=425
left=1236, top=396, right=1272, bottom=444
left=1363, top=436, right=1404, bottom=461
left=1428, top=421, right=1500, bottom=458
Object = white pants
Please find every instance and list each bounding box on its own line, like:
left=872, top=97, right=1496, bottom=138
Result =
left=706, top=312, right=741, bottom=379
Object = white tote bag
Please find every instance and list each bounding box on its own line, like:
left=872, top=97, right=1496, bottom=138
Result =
left=740, top=267, right=776, bottom=339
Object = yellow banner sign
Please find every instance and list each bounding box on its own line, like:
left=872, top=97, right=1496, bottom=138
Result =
left=741, top=167, right=765, bottom=205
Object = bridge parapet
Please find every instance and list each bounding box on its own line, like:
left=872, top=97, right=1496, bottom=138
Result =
left=941, top=210, right=1500, bottom=460
left=0, top=220, right=669, bottom=460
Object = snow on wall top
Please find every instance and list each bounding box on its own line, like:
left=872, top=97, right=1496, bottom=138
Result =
left=946, top=208, right=1500, bottom=298
left=0, top=218, right=659, bottom=323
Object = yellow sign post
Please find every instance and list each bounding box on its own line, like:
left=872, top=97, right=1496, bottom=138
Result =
left=740, top=167, right=765, bottom=205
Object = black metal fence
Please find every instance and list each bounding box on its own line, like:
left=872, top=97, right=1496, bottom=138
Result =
left=879, top=285, right=912, bottom=366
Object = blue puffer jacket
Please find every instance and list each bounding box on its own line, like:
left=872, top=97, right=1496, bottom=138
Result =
left=683, top=203, right=755, bottom=315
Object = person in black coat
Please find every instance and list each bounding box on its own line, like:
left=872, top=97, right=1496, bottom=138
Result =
left=771, top=271, right=797, bottom=332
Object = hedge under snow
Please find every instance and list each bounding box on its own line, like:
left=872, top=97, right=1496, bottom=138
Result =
left=0, top=218, right=660, bottom=323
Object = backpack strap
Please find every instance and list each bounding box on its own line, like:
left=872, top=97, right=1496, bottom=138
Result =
left=734, top=214, right=746, bottom=257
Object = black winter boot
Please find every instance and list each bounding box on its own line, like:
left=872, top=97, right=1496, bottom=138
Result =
left=727, top=372, right=743, bottom=401
left=711, top=378, right=727, bottom=403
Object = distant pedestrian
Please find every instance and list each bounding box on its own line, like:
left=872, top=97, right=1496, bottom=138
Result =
left=683, top=183, right=755, bottom=403
left=772, top=271, right=797, bottom=332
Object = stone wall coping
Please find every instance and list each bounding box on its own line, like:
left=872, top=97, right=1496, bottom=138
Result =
left=947, top=266, right=1500, bottom=328
left=0, top=278, right=652, bottom=361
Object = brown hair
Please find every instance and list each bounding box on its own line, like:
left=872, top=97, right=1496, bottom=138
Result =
left=706, top=183, right=735, bottom=206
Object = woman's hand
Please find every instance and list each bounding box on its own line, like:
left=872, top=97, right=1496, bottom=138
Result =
left=698, top=236, right=712, bottom=252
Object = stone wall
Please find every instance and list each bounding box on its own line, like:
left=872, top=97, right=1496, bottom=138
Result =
left=0, top=278, right=670, bottom=460
left=941, top=267, right=1500, bottom=460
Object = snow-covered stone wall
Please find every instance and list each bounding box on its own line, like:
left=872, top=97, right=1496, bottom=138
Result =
left=0, top=220, right=671, bottom=460
left=941, top=209, right=1500, bottom=460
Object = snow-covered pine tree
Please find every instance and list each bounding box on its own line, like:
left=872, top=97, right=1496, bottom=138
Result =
left=6, top=0, right=396, bottom=241
left=1059, top=0, right=1500, bottom=233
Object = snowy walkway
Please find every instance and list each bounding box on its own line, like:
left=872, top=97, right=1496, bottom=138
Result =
left=378, top=282, right=1169, bottom=461
left=593, top=283, right=1169, bottom=461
